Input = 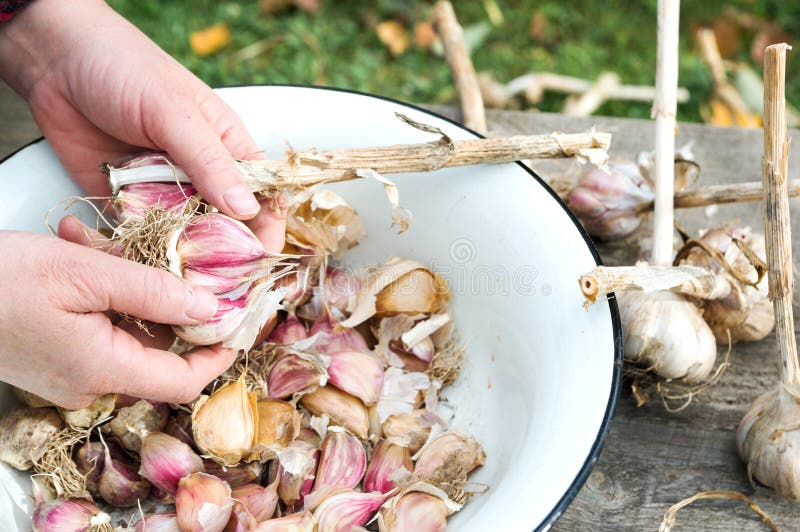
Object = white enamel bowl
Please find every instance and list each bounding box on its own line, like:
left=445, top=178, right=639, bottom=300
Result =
left=0, top=86, right=621, bottom=531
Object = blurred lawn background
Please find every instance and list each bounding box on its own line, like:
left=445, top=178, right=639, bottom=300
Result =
left=107, top=0, right=799, bottom=123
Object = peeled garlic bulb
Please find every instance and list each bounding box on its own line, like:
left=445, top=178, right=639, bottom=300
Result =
left=618, top=290, right=717, bottom=383
left=737, top=385, right=800, bottom=500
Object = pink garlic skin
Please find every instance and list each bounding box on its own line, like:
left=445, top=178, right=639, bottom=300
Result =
left=176, top=473, right=233, bottom=532
left=387, top=492, right=448, bottom=532
left=254, top=511, right=316, bottom=532
left=174, top=294, right=248, bottom=346
left=114, top=182, right=197, bottom=222
left=312, top=428, right=367, bottom=494
left=267, top=353, right=325, bottom=400
left=267, top=312, right=308, bottom=345
left=138, top=431, right=205, bottom=495
left=319, top=267, right=362, bottom=313
left=363, top=440, right=412, bottom=493
left=32, top=499, right=110, bottom=532
left=313, top=490, right=392, bottom=531
left=98, top=441, right=151, bottom=507
left=230, top=481, right=279, bottom=521
left=568, top=162, right=653, bottom=241
left=310, top=314, right=369, bottom=355
left=223, top=502, right=258, bottom=532
left=133, top=512, right=181, bottom=532
left=326, top=350, right=384, bottom=405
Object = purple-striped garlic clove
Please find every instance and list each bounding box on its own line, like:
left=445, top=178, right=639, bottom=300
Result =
left=310, top=314, right=369, bottom=355
left=266, top=312, right=308, bottom=344
left=318, top=266, right=361, bottom=313
left=133, top=512, right=181, bottom=532
left=175, top=213, right=265, bottom=273
left=253, top=511, right=317, bottom=532
left=230, top=477, right=279, bottom=522
left=363, top=439, right=413, bottom=493
left=327, top=350, right=384, bottom=405
left=98, top=440, right=151, bottom=507
left=176, top=473, right=233, bottom=532
left=138, top=431, right=205, bottom=495
left=313, top=489, right=394, bottom=531
left=300, top=386, right=369, bottom=440
left=108, top=400, right=169, bottom=452
left=267, top=354, right=327, bottom=400
left=382, top=410, right=440, bottom=454
left=413, top=432, right=486, bottom=479
left=204, top=460, right=262, bottom=488
left=114, top=182, right=197, bottom=222
left=32, top=499, right=112, bottom=532
left=311, top=427, right=367, bottom=494
left=379, top=483, right=461, bottom=532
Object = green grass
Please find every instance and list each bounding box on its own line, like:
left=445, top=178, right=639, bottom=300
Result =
left=107, top=0, right=800, bottom=122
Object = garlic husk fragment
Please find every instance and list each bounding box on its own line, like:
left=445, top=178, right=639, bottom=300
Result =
left=340, top=259, right=450, bottom=328
left=192, top=376, right=258, bottom=466
left=300, top=385, right=369, bottom=439
left=225, top=501, right=258, bottom=532
left=276, top=439, right=319, bottom=509
left=133, top=512, right=180, bottom=532
left=254, top=511, right=317, bottom=532
left=0, top=406, right=63, bottom=470
left=568, top=162, right=653, bottom=240
left=204, top=460, right=262, bottom=488
left=176, top=473, right=233, bottom=532
left=114, top=181, right=197, bottom=222
left=737, top=385, right=800, bottom=500
left=327, top=350, right=385, bottom=405
left=98, top=440, right=151, bottom=507
left=618, top=290, right=717, bottom=383
left=138, top=431, right=205, bottom=495
left=311, top=426, right=367, bottom=495
left=267, top=352, right=329, bottom=400
left=254, top=400, right=302, bottom=456
left=382, top=410, right=441, bottom=454
left=414, top=431, right=486, bottom=481
left=379, top=482, right=461, bottom=532
left=364, top=439, right=413, bottom=493
left=677, top=226, right=773, bottom=343
left=313, top=489, right=394, bottom=531
left=32, top=498, right=113, bottom=532
left=60, top=394, right=116, bottom=429
left=107, top=400, right=169, bottom=452
left=377, top=368, right=431, bottom=423
left=285, top=188, right=366, bottom=259
left=231, top=477, right=280, bottom=522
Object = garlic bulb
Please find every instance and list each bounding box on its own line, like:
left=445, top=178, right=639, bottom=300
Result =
left=677, top=226, right=773, bottom=343
left=617, top=290, right=717, bottom=383
left=60, top=394, right=116, bottom=429
left=568, top=162, right=653, bottom=240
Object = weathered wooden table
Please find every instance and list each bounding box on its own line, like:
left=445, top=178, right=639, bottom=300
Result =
left=3, top=80, right=800, bottom=530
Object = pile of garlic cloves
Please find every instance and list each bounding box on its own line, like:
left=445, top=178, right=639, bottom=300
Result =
left=2, top=153, right=486, bottom=531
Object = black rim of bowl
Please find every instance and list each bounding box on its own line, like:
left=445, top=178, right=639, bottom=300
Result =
left=0, top=83, right=623, bottom=531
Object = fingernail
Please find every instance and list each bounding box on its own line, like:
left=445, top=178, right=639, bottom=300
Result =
left=186, top=287, right=218, bottom=321
left=223, top=184, right=260, bottom=218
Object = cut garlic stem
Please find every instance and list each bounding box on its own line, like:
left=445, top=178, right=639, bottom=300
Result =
left=579, top=264, right=728, bottom=308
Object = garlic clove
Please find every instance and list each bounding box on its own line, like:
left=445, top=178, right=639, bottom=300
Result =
left=375, top=268, right=450, bottom=317
left=223, top=501, right=258, bottom=532
left=266, top=312, right=308, bottom=345
left=98, top=440, right=151, bottom=507
left=133, top=512, right=181, bottom=532
left=192, top=376, right=258, bottom=466
left=275, top=268, right=313, bottom=309
left=311, top=426, right=367, bottom=494
left=300, top=386, right=369, bottom=440
left=313, top=489, right=393, bottom=531
left=413, top=431, right=486, bottom=480
left=363, top=439, right=413, bottom=493
left=114, top=181, right=197, bottom=222
left=382, top=410, right=439, bottom=454
left=327, top=350, right=385, bottom=405
left=204, top=460, right=263, bottom=488
left=164, top=411, right=195, bottom=449
left=0, top=406, right=63, bottom=470
left=107, top=400, right=169, bottom=452
left=176, top=213, right=266, bottom=272
left=310, top=313, right=370, bottom=355
left=230, top=477, right=279, bottom=522
left=151, top=485, right=175, bottom=504
left=32, top=498, right=112, bottom=532
left=138, top=431, right=205, bottom=495
left=317, top=266, right=361, bottom=314
left=254, top=400, right=302, bottom=454
left=380, top=492, right=449, bottom=531
left=618, top=290, right=717, bottom=383
left=73, top=440, right=104, bottom=495
left=267, top=354, right=327, bottom=400
left=253, top=511, right=317, bottom=532
left=276, top=440, right=319, bottom=509
left=60, top=394, right=116, bottom=429
left=176, top=473, right=234, bottom=532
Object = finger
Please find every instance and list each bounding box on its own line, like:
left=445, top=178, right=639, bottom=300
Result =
left=64, top=245, right=218, bottom=325
left=245, top=194, right=287, bottom=254
left=58, top=215, right=122, bottom=256
left=199, top=96, right=263, bottom=161
left=148, top=93, right=260, bottom=220
left=107, top=326, right=238, bottom=404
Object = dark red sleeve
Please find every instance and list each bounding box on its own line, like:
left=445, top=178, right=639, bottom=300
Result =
left=0, top=0, right=32, bottom=22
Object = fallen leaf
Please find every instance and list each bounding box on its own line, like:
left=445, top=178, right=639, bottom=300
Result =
left=189, top=23, right=231, bottom=57
left=376, top=20, right=410, bottom=57
left=414, top=21, right=438, bottom=49
left=529, top=10, right=547, bottom=43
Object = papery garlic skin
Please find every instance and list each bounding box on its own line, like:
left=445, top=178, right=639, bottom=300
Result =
left=133, top=512, right=180, bottom=532
left=382, top=410, right=439, bottom=454
left=0, top=406, right=63, bottom=470
left=138, top=431, right=205, bottom=495
left=311, top=427, right=367, bottom=494
left=568, top=163, right=653, bottom=241
left=313, top=489, right=393, bottom=532
left=277, top=440, right=319, bottom=509
left=617, top=290, right=717, bottom=383
left=255, top=400, right=302, bottom=453
left=231, top=479, right=279, bottom=522
left=225, top=501, right=258, bottom=532
left=192, top=377, right=258, bottom=466
left=32, top=498, right=112, bottom=532
left=254, top=511, right=317, bottom=532
left=204, top=460, right=262, bottom=488
left=363, top=439, right=412, bottom=493
left=327, top=350, right=385, bottom=405
left=176, top=473, right=233, bottom=532
left=300, top=386, right=369, bottom=440
left=414, top=431, right=486, bottom=480
left=108, top=400, right=169, bottom=452
left=737, top=386, right=800, bottom=500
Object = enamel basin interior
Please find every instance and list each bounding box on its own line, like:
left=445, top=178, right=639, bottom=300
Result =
left=0, top=85, right=620, bottom=531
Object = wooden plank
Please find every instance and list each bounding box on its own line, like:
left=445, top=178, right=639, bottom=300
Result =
left=3, top=83, right=800, bottom=529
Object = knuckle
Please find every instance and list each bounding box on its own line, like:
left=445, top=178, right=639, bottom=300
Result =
left=37, top=250, right=106, bottom=310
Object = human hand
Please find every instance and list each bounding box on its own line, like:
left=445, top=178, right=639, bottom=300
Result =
left=0, top=0, right=285, bottom=248
left=0, top=229, right=238, bottom=409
